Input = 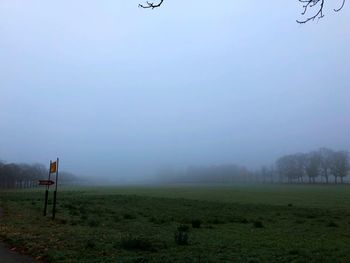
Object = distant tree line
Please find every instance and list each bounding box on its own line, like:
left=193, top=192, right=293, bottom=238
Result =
left=275, top=148, right=350, bottom=184
left=156, top=148, right=350, bottom=185
left=0, top=160, right=77, bottom=189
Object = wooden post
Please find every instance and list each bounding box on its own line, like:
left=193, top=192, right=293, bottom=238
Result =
left=43, top=160, right=51, bottom=216
left=52, top=158, right=59, bottom=220
left=43, top=189, right=49, bottom=216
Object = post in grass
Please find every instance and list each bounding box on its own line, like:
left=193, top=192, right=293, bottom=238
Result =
left=43, top=160, right=51, bottom=216
left=39, top=158, right=59, bottom=219
left=52, top=158, right=59, bottom=220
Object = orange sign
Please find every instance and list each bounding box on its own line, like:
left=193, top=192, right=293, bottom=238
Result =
left=50, top=162, right=57, bottom=173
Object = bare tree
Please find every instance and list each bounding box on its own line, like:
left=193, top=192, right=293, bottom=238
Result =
left=138, top=0, right=346, bottom=24
left=276, top=154, right=306, bottom=183
left=304, top=151, right=321, bottom=183
left=330, top=151, right=350, bottom=184
left=318, top=147, right=333, bottom=184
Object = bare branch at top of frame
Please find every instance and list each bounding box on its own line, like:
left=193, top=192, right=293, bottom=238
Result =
left=139, top=0, right=164, bottom=9
left=138, top=0, right=347, bottom=24
left=297, top=0, right=346, bottom=24
left=297, top=0, right=325, bottom=24
left=334, top=0, right=346, bottom=12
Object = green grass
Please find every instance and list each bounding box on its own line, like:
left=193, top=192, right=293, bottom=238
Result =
left=1, top=184, right=350, bottom=262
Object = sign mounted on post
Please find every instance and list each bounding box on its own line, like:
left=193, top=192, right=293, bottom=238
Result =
left=40, top=158, right=59, bottom=219
left=39, top=180, right=55, bottom=186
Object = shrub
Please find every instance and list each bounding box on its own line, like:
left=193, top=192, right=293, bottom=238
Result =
left=253, top=221, right=264, bottom=228
left=70, top=220, right=78, bottom=226
left=69, top=210, right=79, bottom=216
left=79, top=206, right=87, bottom=214
left=85, top=239, right=96, bottom=249
left=113, top=215, right=121, bottom=223
left=295, top=219, right=304, bottom=224
left=247, top=258, right=260, bottom=263
left=288, top=249, right=300, bottom=255
left=327, top=221, right=338, bottom=227
left=177, top=224, right=190, bottom=232
left=191, top=219, right=201, bottom=228
left=175, top=224, right=189, bottom=245
left=120, top=234, right=154, bottom=251
left=88, top=218, right=100, bottom=227
left=57, top=218, right=67, bottom=225
left=149, top=216, right=167, bottom=224
left=123, top=213, right=136, bottom=220
left=306, top=214, right=316, bottom=219
left=240, top=218, right=248, bottom=224
left=208, top=218, right=225, bottom=224
left=134, top=257, right=148, bottom=263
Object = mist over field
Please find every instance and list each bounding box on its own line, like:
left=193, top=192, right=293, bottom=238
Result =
left=1, top=1, right=349, bottom=182
left=2, top=2, right=350, bottom=262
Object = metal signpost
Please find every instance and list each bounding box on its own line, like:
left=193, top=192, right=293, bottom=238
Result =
left=40, top=158, right=59, bottom=219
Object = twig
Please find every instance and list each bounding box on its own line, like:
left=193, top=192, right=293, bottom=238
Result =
left=139, top=0, right=164, bottom=9
left=334, top=0, right=346, bottom=12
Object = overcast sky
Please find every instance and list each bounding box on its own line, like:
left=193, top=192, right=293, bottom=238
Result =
left=1, top=1, right=349, bottom=180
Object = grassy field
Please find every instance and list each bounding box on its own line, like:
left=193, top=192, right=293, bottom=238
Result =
left=1, top=184, right=350, bottom=262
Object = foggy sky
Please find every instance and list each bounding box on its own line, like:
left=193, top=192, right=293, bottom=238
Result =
left=1, top=1, right=349, bottom=181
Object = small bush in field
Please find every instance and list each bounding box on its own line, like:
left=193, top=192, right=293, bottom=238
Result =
left=247, top=258, right=260, bottom=263
left=191, top=219, right=201, bottom=228
left=207, top=217, right=226, bottom=224
left=149, top=216, right=167, bottom=224
left=78, top=204, right=86, bottom=213
left=306, top=214, right=316, bottom=219
left=327, top=221, right=338, bottom=227
left=175, top=224, right=189, bottom=245
left=113, top=215, right=121, bottom=222
left=88, top=218, right=100, bottom=227
left=288, top=249, right=300, bottom=255
left=134, top=257, right=148, bottom=263
left=85, top=239, right=96, bottom=249
left=123, top=213, right=136, bottom=220
left=253, top=221, right=264, bottom=228
left=240, top=218, right=248, bottom=224
left=120, top=234, right=154, bottom=251
left=177, top=224, right=189, bottom=232
left=70, top=220, right=78, bottom=226
left=57, top=218, right=67, bottom=225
